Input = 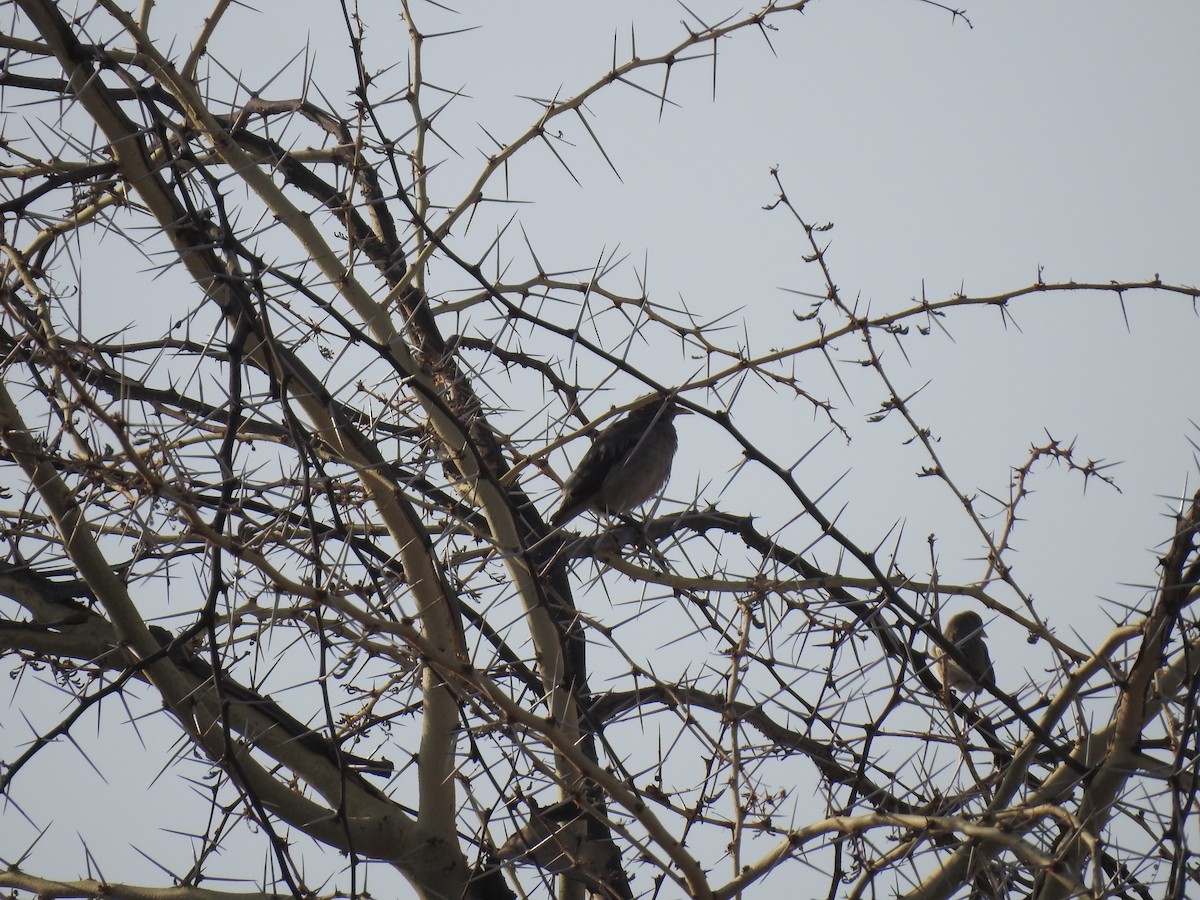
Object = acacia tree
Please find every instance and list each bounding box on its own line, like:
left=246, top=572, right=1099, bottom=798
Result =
left=1, top=2, right=1198, bottom=899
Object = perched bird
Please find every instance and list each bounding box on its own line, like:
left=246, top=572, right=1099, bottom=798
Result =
left=550, top=396, right=689, bottom=527
left=938, top=610, right=995, bottom=695
left=495, top=799, right=619, bottom=894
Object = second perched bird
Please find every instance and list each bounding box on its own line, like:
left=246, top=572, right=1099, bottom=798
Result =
left=494, top=799, right=618, bottom=890
left=550, top=396, right=689, bottom=527
left=938, top=610, right=995, bottom=695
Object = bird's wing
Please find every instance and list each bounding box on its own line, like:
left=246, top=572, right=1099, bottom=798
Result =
left=550, top=416, right=646, bottom=525
left=979, top=640, right=996, bottom=687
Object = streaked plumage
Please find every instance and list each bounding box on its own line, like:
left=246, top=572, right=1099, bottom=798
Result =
left=550, top=397, right=688, bottom=527
left=938, top=610, right=995, bottom=695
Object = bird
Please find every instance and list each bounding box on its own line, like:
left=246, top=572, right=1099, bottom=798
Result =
left=938, top=610, right=995, bottom=695
left=550, top=395, right=689, bottom=527
left=494, top=799, right=619, bottom=894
